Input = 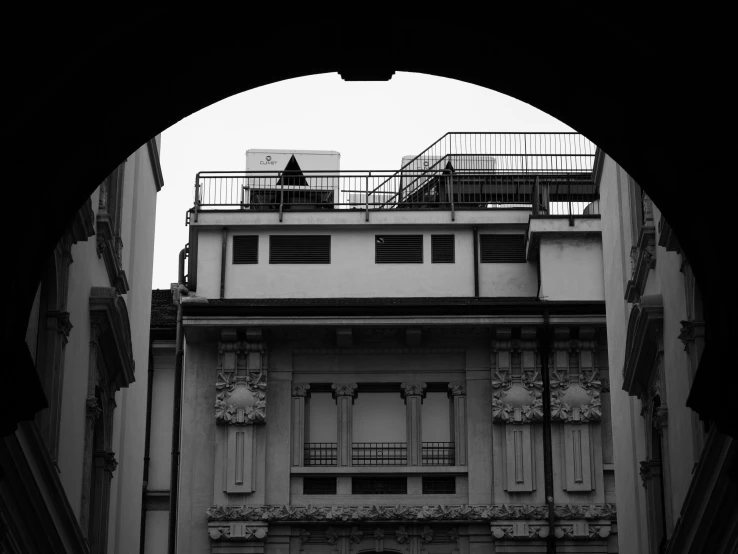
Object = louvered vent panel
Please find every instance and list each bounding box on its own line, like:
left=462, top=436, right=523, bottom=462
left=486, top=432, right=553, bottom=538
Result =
left=480, top=234, right=527, bottom=263
left=269, top=235, right=331, bottom=264
left=232, top=235, right=258, bottom=264
left=375, top=235, right=423, bottom=264
left=431, top=234, right=455, bottom=263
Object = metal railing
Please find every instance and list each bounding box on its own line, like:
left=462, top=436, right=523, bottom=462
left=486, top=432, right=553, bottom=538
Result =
left=191, top=133, right=599, bottom=220
left=304, top=443, right=337, bottom=466
left=352, top=443, right=408, bottom=466
left=422, top=442, right=455, bottom=466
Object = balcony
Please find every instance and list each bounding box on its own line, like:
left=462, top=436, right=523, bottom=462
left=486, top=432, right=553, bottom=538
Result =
left=303, top=442, right=455, bottom=467
left=189, top=133, right=600, bottom=223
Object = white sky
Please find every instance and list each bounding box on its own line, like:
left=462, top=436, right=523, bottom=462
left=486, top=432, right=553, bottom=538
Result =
left=153, top=72, right=575, bottom=288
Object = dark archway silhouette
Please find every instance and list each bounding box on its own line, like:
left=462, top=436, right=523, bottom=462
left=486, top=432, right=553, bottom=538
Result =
left=2, top=10, right=733, bottom=438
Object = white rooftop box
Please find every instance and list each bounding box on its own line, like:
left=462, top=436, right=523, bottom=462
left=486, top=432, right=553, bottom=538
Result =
left=244, top=149, right=340, bottom=209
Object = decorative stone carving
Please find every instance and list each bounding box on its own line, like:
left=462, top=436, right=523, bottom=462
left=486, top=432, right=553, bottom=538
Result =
left=325, top=527, right=339, bottom=545
left=103, top=452, right=118, bottom=473
left=491, top=522, right=549, bottom=539
left=86, top=396, right=103, bottom=423
left=401, top=382, right=427, bottom=397
left=299, top=528, right=310, bottom=543
left=395, top=526, right=409, bottom=544
left=448, top=383, right=466, bottom=396
left=292, top=383, right=311, bottom=397
left=372, top=528, right=384, bottom=551
left=554, top=522, right=611, bottom=539
left=214, top=339, right=268, bottom=425
left=652, top=405, right=668, bottom=429
left=420, top=525, right=434, bottom=543
left=625, top=224, right=657, bottom=303
left=348, top=526, right=362, bottom=544
left=207, top=522, right=268, bottom=542
left=331, top=383, right=357, bottom=397
left=205, top=503, right=616, bottom=523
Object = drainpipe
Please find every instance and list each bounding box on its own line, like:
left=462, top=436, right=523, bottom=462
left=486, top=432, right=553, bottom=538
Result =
left=472, top=227, right=479, bottom=298
left=540, top=309, right=556, bottom=553
left=139, top=346, right=155, bottom=554
left=220, top=227, right=227, bottom=299
left=168, top=249, right=186, bottom=554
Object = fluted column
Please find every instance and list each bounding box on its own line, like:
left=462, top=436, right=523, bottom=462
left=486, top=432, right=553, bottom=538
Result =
left=402, top=383, right=427, bottom=466
left=332, top=383, right=357, bottom=467
left=291, top=384, right=310, bottom=466
left=448, top=383, right=467, bottom=466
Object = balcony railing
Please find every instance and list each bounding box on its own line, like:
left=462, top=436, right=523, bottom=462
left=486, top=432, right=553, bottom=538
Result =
left=190, top=133, right=600, bottom=221
left=304, top=443, right=337, bottom=466
left=422, top=442, right=455, bottom=466
left=302, top=442, right=456, bottom=466
left=352, top=443, right=408, bottom=466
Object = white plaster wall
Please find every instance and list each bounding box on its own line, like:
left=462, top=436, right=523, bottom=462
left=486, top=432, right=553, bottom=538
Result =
left=196, top=226, right=539, bottom=299
left=599, top=155, right=650, bottom=553
left=539, top=235, right=605, bottom=301
left=307, top=393, right=337, bottom=443
left=108, top=141, right=159, bottom=554
left=143, top=511, right=169, bottom=554
left=353, top=393, right=406, bottom=442
left=149, top=346, right=175, bottom=490
left=652, top=203, right=694, bottom=522
left=58, top=185, right=109, bottom=520
left=422, top=393, right=451, bottom=442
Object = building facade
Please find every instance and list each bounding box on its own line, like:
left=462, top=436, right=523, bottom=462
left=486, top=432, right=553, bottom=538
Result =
left=145, top=133, right=620, bottom=553
left=598, top=154, right=738, bottom=553
left=1, top=138, right=163, bottom=553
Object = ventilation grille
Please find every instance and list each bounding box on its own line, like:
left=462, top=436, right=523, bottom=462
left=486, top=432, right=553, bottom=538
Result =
left=479, top=234, right=527, bottom=263
left=422, top=476, right=456, bottom=494
left=352, top=477, right=407, bottom=494
left=269, top=235, right=331, bottom=264
left=375, top=235, right=423, bottom=264
left=232, top=235, right=258, bottom=264
left=431, top=234, right=455, bottom=263
left=303, top=477, right=337, bottom=495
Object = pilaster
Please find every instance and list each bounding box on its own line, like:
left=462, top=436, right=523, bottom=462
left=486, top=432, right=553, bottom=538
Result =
left=291, top=384, right=310, bottom=467
left=332, top=383, right=357, bottom=467
left=449, top=383, right=467, bottom=466
left=401, top=382, right=427, bottom=466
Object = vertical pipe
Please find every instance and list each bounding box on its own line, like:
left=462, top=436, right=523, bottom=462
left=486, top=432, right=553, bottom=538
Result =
left=220, top=227, right=227, bottom=299
left=365, top=174, right=369, bottom=222
left=449, top=170, right=455, bottom=221
left=472, top=227, right=480, bottom=298
left=139, top=346, right=155, bottom=554
left=540, top=309, right=556, bottom=553
left=279, top=170, right=284, bottom=222
left=168, top=249, right=186, bottom=554
left=533, top=176, right=540, bottom=216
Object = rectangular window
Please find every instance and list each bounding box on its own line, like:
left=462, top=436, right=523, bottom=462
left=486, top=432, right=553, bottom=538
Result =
left=232, top=235, right=258, bottom=264
left=479, top=234, right=526, bottom=263
left=269, top=235, right=331, bottom=264
left=375, top=235, right=423, bottom=264
left=431, top=234, right=455, bottom=263
left=422, top=476, right=456, bottom=494
left=352, top=477, right=407, bottom=494
left=303, top=477, right=337, bottom=494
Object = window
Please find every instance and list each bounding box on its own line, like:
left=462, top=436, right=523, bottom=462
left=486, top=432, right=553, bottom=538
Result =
left=431, top=234, right=455, bottom=263
left=422, top=476, right=456, bottom=494
left=479, top=234, right=526, bottom=263
left=352, top=477, right=407, bottom=494
left=303, top=477, right=337, bottom=495
left=269, top=235, right=331, bottom=264
left=232, top=235, right=258, bottom=264
left=375, top=235, right=423, bottom=263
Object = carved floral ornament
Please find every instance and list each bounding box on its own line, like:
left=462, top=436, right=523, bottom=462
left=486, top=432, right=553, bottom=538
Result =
left=214, top=370, right=267, bottom=425
left=207, top=522, right=268, bottom=543
left=205, top=503, right=616, bottom=523
left=331, top=383, right=357, bottom=397
left=491, top=351, right=603, bottom=425
left=401, top=382, right=427, bottom=397
left=291, top=383, right=311, bottom=397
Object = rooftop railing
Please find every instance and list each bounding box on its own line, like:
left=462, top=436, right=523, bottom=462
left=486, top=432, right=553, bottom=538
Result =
left=190, top=133, right=599, bottom=222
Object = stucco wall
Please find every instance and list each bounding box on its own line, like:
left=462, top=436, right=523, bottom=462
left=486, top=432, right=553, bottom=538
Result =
left=599, top=155, right=650, bottom=554
left=539, top=235, right=605, bottom=301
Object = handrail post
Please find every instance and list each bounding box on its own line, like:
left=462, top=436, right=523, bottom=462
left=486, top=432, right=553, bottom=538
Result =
left=194, top=178, right=200, bottom=223
left=449, top=170, right=455, bottom=221
left=279, top=171, right=284, bottom=223
left=365, top=173, right=370, bottom=222
left=533, top=175, right=540, bottom=216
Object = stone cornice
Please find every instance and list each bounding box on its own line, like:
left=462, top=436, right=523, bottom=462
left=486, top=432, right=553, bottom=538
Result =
left=623, top=294, right=663, bottom=397
left=89, top=287, right=135, bottom=389
left=69, top=197, right=95, bottom=244
left=625, top=224, right=656, bottom=304
left=657, top=216, right=680, bottom=253
left=206, top=503, right=616, bottom=523
left=147, top=138, right=165, bottom=192
left=96, top=215, right=129, bottom=295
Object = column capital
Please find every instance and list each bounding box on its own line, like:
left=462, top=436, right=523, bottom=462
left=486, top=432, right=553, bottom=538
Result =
left=401, top=382, right=427, bottom=397
left=332, top=383, right=357, bottom=397
left=292, top=383, right=311, bottom=397
left=448, top=383, right=466, bottom=396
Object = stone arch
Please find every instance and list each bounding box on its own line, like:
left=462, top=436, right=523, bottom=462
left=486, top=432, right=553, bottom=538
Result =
left=2, top=11, right=734, bottom=438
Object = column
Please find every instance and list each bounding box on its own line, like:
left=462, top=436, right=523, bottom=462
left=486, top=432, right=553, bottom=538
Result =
left=291, top=384, right=310, bottom=466
left=449, top=383, right=467, bottom=466
left=402, top=383, right=427, bottom=466
left=332, top=383, right=357, bottom=467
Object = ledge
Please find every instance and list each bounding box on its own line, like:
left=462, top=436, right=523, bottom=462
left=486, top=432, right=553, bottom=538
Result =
left=625, top=225, right=656, bottom=303
left=526, top=216, right=602, bottom=262
left=291, top=466, right=468, bottom=475
left=657, top=216, right=680, bottom=253
left=90, top=287, right=135, bottom=389
left=622, top=294, right=663, bottom=397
